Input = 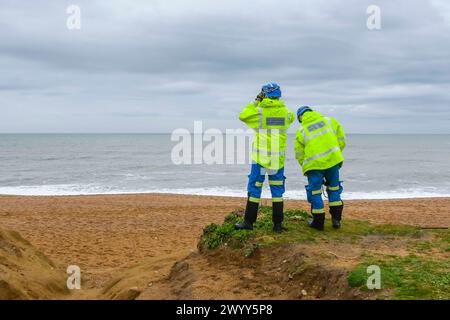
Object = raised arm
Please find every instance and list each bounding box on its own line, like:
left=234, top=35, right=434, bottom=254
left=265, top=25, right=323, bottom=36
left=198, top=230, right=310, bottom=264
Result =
left=239, top=101, right=260, bottom=129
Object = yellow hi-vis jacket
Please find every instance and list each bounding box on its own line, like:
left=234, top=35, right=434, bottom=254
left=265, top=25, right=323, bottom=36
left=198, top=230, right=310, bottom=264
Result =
left=294, top=111, right=346, bottom=174
left=240, top=98, right=295, bottom=170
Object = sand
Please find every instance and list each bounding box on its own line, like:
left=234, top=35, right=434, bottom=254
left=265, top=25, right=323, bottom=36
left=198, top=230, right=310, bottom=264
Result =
left=0, top=229, right=69, bottom=299
left=0, top=194, right=449, bottom=298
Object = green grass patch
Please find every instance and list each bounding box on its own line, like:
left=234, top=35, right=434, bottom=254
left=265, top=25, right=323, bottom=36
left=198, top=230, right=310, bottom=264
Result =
left=406, top=229, right=450, bottom=255
left=200, top=212, right=254, bottom=250
left=433, top=229, right=450, bottom=253
left=253, top=206, right=423, bottom=246
left=200, top=206, right=426, bottom=250
left=348, top=255, right=450, bottom=299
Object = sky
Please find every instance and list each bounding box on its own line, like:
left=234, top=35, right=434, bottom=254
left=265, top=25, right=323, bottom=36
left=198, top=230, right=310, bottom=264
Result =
left=1, top=0, right=450, bottom=133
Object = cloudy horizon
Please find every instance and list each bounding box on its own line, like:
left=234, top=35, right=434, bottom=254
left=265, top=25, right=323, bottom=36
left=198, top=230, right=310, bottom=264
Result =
left=1, top=0, right=450, bottom=134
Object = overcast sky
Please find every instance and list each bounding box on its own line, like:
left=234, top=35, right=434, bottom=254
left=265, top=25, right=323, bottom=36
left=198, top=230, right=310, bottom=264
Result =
left=1, top=0, right=450, bottom=133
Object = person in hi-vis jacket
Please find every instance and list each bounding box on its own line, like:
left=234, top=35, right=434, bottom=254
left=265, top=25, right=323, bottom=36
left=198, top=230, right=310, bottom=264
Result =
left=235, top=83, right=295, bottom=233
left=294, top=106, right=346, bottom=230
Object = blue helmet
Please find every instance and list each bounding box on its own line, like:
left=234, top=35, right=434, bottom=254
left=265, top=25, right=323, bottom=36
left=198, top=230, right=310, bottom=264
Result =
left=297, top=106, right=312, bottom=119
left=262, top=82, right=281, bottom=98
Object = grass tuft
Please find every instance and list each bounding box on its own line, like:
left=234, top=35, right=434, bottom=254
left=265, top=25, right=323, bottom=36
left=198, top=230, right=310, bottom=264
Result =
left=200, top=212, right=254, bottom=250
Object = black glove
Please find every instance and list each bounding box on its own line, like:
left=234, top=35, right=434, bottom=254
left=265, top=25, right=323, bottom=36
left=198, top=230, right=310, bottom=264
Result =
left=255, top=91, right=265, bottom=102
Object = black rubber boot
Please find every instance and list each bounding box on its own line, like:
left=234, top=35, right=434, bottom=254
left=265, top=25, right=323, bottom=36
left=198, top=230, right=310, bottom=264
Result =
left=235, top=199, right=259, bottom=230
left=308, top=213, right=325, bottom=231
left=272, top=201, right=284, bottom=233
left=330, top=204, right=344, bottom=229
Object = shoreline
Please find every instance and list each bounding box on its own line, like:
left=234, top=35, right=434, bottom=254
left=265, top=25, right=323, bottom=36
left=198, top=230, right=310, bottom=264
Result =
left=2, top=191, right=450, bottom=201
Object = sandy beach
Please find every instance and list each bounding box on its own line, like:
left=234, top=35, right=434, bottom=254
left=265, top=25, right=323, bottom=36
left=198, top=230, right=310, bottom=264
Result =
left=1, top=193, right=449, bottom=298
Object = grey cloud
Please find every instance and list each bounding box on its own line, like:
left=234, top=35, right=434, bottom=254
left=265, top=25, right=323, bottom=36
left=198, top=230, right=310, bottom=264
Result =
left=0, top=0, right=449, bottom=133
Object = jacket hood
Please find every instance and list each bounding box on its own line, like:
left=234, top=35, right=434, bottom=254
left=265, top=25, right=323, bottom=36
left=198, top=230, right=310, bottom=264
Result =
left=259, top=98, right=285, bottom=108
left=302, top=111, right=323, bottom=124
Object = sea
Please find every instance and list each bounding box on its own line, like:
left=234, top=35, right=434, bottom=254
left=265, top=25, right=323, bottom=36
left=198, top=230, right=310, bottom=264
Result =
left=1, top=134, right=449, bottom=200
